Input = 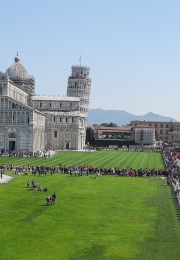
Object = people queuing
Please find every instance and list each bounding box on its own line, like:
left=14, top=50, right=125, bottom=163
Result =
left=2, top=163, right=168, bottom=177
left=161, top=144, right=180, bottom=206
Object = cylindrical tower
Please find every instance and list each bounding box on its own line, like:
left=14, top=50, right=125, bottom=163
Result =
left=67, top=65, right=91, bottom=127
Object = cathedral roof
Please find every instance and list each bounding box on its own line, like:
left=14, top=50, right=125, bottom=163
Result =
left=31, top=96, right=80, bottom=101
left=7, top=54, right=29, bottom=79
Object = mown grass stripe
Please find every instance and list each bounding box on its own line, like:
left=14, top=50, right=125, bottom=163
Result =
left=0, top=150, right=165, bottom=170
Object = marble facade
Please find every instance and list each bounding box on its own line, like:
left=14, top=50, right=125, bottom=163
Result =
left=0, top=55, right=91, bottom=152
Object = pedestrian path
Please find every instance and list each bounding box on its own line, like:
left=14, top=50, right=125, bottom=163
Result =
left=0, top=174, right=14, bottom=184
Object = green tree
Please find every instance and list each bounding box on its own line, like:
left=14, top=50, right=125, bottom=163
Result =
left=101, top=122, right=117, bottom=127
left=86, top=127, right=95, bottom=145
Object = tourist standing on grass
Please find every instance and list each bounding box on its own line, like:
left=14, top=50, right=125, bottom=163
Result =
left=0, top=169, right=2, bottom=179
left=51, top=193, right=56, bottom=205
left=27, top=180, right=30, bottom=187
left=46, top=195, right=51, bottom=206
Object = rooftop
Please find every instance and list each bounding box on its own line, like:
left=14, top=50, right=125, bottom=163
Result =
left=7, top=54, right=30, bottom=79
left=31, top=96, right=80, bottom=101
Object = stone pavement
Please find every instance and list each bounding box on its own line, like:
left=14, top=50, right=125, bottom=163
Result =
left=0, top=174, right=14, bottom=184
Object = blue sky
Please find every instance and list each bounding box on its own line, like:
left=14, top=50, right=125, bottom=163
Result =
left=1, top=0, right=180, bottom=121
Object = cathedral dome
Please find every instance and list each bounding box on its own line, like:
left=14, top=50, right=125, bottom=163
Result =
left=7, top=54, right=29, bottom=79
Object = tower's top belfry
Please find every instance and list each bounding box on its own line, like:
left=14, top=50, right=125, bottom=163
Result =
left=66, top=64, right=91, bottom=126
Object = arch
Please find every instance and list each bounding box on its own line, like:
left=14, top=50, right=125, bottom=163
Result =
left=5, top=98, right=8, bottom=109
left=54, top=131, right=57, bottom=138
left=0, top=111, right=3, bottom=123
left=20, top=127, right=29, bottom=134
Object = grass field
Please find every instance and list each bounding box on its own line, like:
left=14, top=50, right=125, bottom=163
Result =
left=1, top=151, right=180, bottom=260
left=0, top=150, right=165, bottom=170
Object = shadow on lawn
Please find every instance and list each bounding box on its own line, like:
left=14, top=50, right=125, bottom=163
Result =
left=19, top=207, right=47, bottom=222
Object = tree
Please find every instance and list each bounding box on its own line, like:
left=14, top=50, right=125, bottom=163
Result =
left=86, top=127, right=95, bottom=145
left=100, top=122, right=117, bottom=127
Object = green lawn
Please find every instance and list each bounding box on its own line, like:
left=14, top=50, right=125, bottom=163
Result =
left=0, top=151, right=180, bottom=260
left=0, top=150, right=165, bottom=170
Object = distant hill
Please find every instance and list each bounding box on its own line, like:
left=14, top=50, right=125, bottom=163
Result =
left=88, top=109, right=178, bottom=126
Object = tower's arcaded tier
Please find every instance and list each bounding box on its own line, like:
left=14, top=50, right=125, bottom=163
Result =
left=67, top=66, right=91, bottom=126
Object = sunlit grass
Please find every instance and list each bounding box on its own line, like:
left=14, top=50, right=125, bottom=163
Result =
left=1, top=151, right=179, bottom=259
left=0, top=150, right=165, bottom=170
left=1, top=174, right=180, bottom=259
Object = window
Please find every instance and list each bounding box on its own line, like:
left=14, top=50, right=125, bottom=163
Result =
left=72, top=117, right=73, bottom=123
left=60, top=103, right=61, bottom=108
left=54, top=117, right=55, bottom=122
left=54, top=131, right=57, bottom=138
left=60, top=117, right=61, bottom=122
left=160, top=130, right=163, bottom=135
left=160, top=124, right=163, bottom=128
left=155, top=124, right=157, bottom=127
left=149, top=124, right=151, bottom=126
left=50, top=102, right=51, bottom=108
left=166, top=130, right=168, bottom=134
left=66, top=117, right=68, bottom=123
left=40, top=102, right=42, bottom=107
left=166, top=124, right=169, bottom=128
left=9, top=132, right=16, bottom=138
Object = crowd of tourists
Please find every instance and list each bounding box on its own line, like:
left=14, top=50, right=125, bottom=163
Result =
left=0, top=160, right=169, bottom=178
left=1, top=144, right=180, bottom=184
left=161, top=145, right=180, bottom=206
left=0, top=148, right=54, bottom=158
left=1, top=144, right=180, bottom=206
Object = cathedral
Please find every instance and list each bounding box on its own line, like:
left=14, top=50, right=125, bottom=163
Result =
left=0, top=54, right=91, bottom=152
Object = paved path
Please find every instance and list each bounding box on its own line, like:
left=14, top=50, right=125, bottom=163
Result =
left=0, top=174, right=14, bottom=184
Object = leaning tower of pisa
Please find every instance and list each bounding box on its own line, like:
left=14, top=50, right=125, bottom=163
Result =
left=66, top=64, right=91, bottom=127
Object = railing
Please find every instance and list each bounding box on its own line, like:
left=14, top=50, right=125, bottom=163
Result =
left=71, top=65, right=90, bottom=69
left=68, top=76, right=91, bottom=80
